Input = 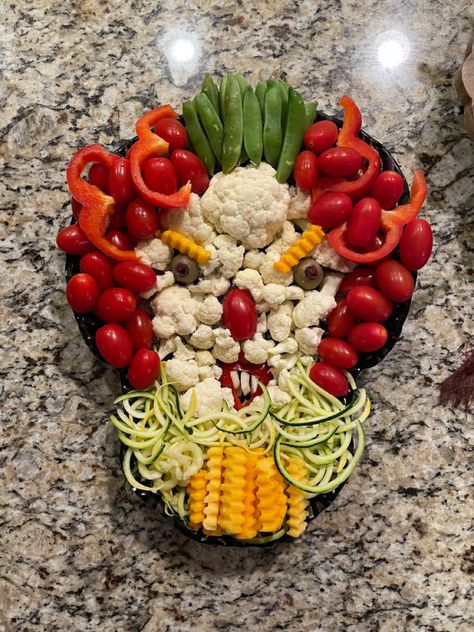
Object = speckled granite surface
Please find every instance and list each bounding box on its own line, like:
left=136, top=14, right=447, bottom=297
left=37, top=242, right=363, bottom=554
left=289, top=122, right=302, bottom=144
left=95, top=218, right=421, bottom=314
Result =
left=1, top=1, right=473, bottom=631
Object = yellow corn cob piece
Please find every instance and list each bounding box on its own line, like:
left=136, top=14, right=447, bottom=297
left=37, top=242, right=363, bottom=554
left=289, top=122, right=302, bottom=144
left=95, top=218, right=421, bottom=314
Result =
left=235, top=451, right=259, bottom=540
left=218, top=447, right=247, bottom=535
left=186, top=470, right=207, bottom=530
left=273, top=225, right=325, bottom=273
left=255, top=457, right=287, bottom=532
left=156, top=228, right=211, bottom=265
left=202, top=446, right=224, bottom=531
left=285, top=457, right=309, bottom=538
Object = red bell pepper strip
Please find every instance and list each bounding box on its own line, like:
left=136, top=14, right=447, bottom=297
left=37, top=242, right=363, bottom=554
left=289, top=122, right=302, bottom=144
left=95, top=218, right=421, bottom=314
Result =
left=66, top=145, right=138, bottom=261
left=219, top=353, right=271, bottom=410
left=311, top=95, right=381, bottom=202
left=327, top=170, right=427, bottom=264
left=129, top=105, right=191, bottom=208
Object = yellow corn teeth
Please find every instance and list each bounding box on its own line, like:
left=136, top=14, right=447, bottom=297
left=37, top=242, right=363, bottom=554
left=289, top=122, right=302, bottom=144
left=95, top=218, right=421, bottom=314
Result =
left=285, top=457, right=309, bottom=538
left=218, top=447, right=247, bottom=535
left=156, top=228, right=211, bottom=265
left=202, top=446, right=224, bottom=531
left=235, top=451, right=259, bottom=540
left=186, top=470, right=207, bottom=530
left=273, top=224, right=325, bottom=273
left=255, top=457, right=287, bottom=532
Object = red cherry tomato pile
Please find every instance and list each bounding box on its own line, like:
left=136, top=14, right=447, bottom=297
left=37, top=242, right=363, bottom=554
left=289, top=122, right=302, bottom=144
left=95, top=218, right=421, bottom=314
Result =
left=56, top=116, right=212, bottom=389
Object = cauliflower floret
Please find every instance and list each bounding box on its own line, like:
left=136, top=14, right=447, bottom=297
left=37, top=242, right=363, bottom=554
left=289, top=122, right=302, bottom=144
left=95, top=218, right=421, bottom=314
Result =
left=288, top=186, right=311, bottom=220
left=266, top=221, right=299, bottom=255
left=174, top=337, right=196, bottom=361
left=257, top=313, right=267, bottom=333
left=212, top=328, right=240, bottom=363
left=267, top=302, right=293, bottom=342
left=268, top=353, right=298, bottom=373
left=157, top=337, right=176, bottom=360
left=213, top=234, right=245, bottom=279
left=135, top=238, right=173, bottom=271
left=195, top=350, right=216, bottom=366
left=294, top=327, right=324, bottom=355
left=196, top=295, right=223, bottom=325
left=292, top=292, right=336, bottom=328
left=189, top=325, right=215, bottom=350
left=310, top=238, right=356, bottom=273
left=319, top=272, right=343, bottom=297
left=198, top=364, right=223, bottom=381
left=164, top=358, right=200, bottom=392
left=269, top=338, right=299, bottom=356
left=233, top=268, right=264, bottom=302
left=243, top=249, right=266, bottom=270
left=201, top=245, right=220, bottom=276
left=201, top=163, right=290, bottom=249
left=267, top=383, right=292, bottom=407
left=259, top=250, right=293, bottom=286
left=277, top=368, right=291, bottom=392
left=181, top=378, right=234, bottom=417
left=152, top=286, right=199, bottom=337
left=284, top=286, right=305, bottom=302
left=299, top=355, right=313, bottom=366
left=189, top=275, right=230, bottom=297
left=260, top=283, right=288, bottom=309
left=141, top=270, right=176, bottom=301
left=242, top=333, right=275, bottom=364
left=159, top=193, right=215, bottom=245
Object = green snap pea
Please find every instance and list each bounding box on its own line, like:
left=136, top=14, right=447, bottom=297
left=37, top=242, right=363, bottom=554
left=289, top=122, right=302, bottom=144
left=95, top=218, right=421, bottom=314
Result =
left=275, top=79, right=290, bottom=130
left=201, top=74, right=220, bottom=116
left=276, top=87, right=306, bottom=183
left=222, top=75, right=243, bottom=173
left=234, top=74, right=248, bottom=100
left=194, top=92, right=224, bottom=164
left=239, top=145, right=249, bottom=164
left=255, top=82, right=267, bottom=118
left=243, top=86, right=263, bottom=166
left=263, top=80, right=283, bottom=168
left=219, top=75, right=229, bottom=119
left=182, top=100, right=215, bottom=176
left=304, top=101, right=318, bottom=129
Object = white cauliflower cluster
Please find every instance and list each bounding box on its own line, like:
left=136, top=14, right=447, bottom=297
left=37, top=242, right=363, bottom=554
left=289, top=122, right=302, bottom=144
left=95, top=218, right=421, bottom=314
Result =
left=135, top=162, right=356, bottom=416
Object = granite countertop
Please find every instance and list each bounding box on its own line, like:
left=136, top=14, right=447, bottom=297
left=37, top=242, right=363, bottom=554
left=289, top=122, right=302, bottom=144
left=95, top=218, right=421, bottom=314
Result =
left=1, top=1, right=473, bottom=630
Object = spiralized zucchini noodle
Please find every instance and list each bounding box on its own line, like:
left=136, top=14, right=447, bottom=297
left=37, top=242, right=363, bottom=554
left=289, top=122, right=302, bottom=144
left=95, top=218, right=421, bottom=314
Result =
left=110, top=362, right=370, bottom=520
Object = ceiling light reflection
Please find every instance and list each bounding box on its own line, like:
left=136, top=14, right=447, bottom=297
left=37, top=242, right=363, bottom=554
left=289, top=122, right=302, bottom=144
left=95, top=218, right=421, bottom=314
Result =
left=169, top=37, right=196, bottom=63
left=375, top=31, right=410, bottom=70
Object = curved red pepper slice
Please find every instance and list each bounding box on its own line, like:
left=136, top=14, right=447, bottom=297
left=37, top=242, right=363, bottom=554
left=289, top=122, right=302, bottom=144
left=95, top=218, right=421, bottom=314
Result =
left=66, top=145, right=137, bottom=261
left=220, top=353, right=271, bottom=410
left=129, top=105, right=191, bottom=208
left=312, top=95, right=381, bottom=202
left=327, top=170, right=427, bottom=263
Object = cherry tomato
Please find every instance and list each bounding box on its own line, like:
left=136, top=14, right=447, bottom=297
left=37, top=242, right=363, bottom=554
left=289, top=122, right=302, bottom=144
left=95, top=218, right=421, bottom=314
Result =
left=370, top=171, right=404, bottom=209
left=127, top=349, right=161, bottom=389
left=309, top=362, right=349, bottom=397
left=79, top=251, right=114, bottom=291
left=222, top=289, right=257, bottom=341
left=171, top=149, right=209, bottom=195
left=338, top=267, right=376, bottom=297
left=88, top=163, right=109, bottom=192
left=308, top=192, right=353, bottom=230
left=124, top=308, right=154, bottom=350
left=304, top=120, right=339, bottom=155
left=318, top=147, right=362, bottom=178
left=125, top=199, right=159, bottom=240
left=95, top=287, right=137, bottom=323
left=318, top=338, right=358, bottom=369
left=345, top=197, right=381, bottom=249
left=108, top=205, right=126, bottom=231
left=399, top=219, right=433, bottom=271
left=56, top=224, right=95, bottom=256
left=95, top=323, right=133, bottom=368
left=108, top=158, right=134, bottom=205
left=375, top=260, right=414, bottom=303
left=154, top=117, right=188, bottom=153
left=71, top=197, right=82, bottom=220
left=347, top=322, right=388, bottom=353
left=327, top=299, right=358, bottom=339
left=106, top=229, right=134, bottom=251
left=347, top=286, right=393, bottom=322
left=294, top=151, right=319, bottom=190
left=66, top=273, right=99, bottom=313
left=142, top=157, right=178, bottom=195
left=113, top=261, right=156, bottom=293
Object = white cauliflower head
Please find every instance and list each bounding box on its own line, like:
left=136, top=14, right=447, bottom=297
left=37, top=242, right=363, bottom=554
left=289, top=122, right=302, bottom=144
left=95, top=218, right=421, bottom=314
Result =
left=152, top=286, right=199, bottom=337
left=159, top=193, right=215, bottom=245
left=292, top=292, right=337, bottom=329
left=135, top=238, right=173, bottom=271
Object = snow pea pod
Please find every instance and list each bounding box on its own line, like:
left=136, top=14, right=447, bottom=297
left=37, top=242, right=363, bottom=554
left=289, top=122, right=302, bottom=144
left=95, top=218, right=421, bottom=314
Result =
left=255, top=82, right=266, bottom=118
left=263, top=80, right=282, bottom=168
left=222, top=75, right=243, bottom=173
left=243, top=86, right=263, bottom=166
left=276, top=87, right=306, bottom=183
left=234, top=73, right=248, bottom=100
left=195, top=92, right=223, bottom=163
left=275, top=78, right=290, bottom=129
left=201, top=74, right=220, bottom=116
left=304, top=101, right=318, bottom=129
left=219, top=75, right=229, bottom=119
left=182, top=100, right=215, bottom=176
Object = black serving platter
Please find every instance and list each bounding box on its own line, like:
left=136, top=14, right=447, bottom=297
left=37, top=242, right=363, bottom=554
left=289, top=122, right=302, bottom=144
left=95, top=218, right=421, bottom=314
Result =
left=65, top=111, right=415, bottom=546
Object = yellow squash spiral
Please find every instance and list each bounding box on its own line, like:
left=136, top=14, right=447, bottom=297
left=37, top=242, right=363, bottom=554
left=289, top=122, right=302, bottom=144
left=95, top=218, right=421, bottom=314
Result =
left=273, top=225, right=325, bottom=273
left=285, top=457, right=309, bottom=538
left=157, top=228, right=211, bottom=265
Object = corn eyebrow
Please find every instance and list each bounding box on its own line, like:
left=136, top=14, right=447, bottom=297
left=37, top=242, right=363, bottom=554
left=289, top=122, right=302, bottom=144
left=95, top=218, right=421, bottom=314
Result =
left=156, top=229, right=212, bottom=265
left=273, top=225, right=325, bottom=273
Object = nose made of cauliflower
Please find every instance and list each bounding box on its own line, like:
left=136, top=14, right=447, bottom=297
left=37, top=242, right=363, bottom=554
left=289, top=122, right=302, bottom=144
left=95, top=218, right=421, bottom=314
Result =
left=135, top=162, right=355, bottom=416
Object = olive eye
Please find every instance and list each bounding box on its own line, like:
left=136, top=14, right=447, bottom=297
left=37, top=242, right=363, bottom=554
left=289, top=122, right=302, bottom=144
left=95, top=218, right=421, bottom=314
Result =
left=294, top=258, right=324, bottom=290
left=170, top=254, right=200, bottom=284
